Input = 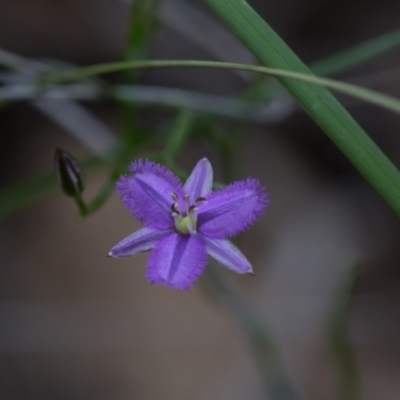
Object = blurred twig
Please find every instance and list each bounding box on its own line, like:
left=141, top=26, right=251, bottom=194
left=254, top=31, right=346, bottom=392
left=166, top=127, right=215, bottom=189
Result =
left=0, top=47, right=45, bottom=72
left=0, top=81, right=293, bottom=123
left=0, top=47, right=119, bottom=159
left=34, top=92, right=119, bottom=158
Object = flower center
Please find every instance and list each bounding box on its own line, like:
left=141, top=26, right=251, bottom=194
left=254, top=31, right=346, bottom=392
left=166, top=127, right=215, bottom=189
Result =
left=171, top=193, right=206, bottom=235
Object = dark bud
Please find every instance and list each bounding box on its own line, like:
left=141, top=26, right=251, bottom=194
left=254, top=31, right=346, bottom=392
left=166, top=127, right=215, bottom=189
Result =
left=54, top=148, right=85, bottom=197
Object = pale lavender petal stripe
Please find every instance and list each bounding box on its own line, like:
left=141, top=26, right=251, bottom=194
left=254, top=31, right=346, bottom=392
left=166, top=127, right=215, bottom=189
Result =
left=204, top=237, right=253, bottom=274
left=198, top=178, right=268, bottom=239
left=184, top=158, right=213, bottom=203
left=147, top=233, right=207, bottom=290
left=109, top=228, right=170, bottom=258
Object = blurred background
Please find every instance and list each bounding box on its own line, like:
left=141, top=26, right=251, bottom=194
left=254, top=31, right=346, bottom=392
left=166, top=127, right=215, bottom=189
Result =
left=1, top=0, right=400, bottom=399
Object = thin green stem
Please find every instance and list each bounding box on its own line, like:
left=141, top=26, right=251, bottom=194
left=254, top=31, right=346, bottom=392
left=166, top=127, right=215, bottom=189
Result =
left=74, top=193, right=88, bottom=216
left=43, top=60, right=400, bottom=115
left=77, top=171, right=119, bottom=221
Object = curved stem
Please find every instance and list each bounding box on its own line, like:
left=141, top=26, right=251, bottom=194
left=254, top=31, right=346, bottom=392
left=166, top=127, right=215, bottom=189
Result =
left=42, top=60, right=400, bottom=114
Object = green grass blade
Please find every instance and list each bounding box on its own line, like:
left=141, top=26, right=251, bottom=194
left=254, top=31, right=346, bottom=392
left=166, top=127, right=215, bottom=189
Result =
left=312, top=28, right=400, bottom=76
left=203, top=0, right=400, bottom=217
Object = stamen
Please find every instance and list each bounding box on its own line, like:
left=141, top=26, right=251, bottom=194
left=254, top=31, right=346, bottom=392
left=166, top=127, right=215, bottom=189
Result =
left=171, top=193, right=199, bottom=235
left=195, top=197, right=207, bottom=204
left=188, top=205, right=197, bottom=213
left=171, top=203, right=180, bottom=215
left=183, top=193, right=190, bottom=215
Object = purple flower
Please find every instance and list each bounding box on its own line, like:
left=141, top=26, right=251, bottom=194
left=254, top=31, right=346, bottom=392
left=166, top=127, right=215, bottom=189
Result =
left=109, top=158, right=269, bottom=290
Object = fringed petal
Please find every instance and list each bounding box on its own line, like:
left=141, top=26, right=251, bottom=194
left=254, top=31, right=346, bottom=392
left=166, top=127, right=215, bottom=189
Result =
left=204, top=237, right=253, bottom=274
left=117, top=160, right=183, bottom=229
left=108, top=227, right=170, bottom=258
left=198, top=178, right=268, bottom=238
left=184, top=158, right=213, bottom=203
left=147, top=233, right=207, bottom=290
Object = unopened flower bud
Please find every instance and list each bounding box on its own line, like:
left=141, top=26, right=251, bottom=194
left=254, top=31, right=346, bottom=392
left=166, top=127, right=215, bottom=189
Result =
left=54, top=148, right=85, bottom=197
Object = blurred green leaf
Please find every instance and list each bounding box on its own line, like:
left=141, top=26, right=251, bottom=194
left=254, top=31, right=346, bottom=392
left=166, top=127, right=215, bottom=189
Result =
left=165, top=109, right=194, bottom=160
left=327, top=264, right=360, bottom=400
left=125, top=0, right=159, bottom=80
left=120, top=0, right=160, bottom=149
